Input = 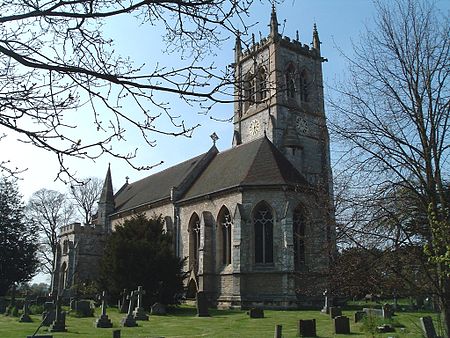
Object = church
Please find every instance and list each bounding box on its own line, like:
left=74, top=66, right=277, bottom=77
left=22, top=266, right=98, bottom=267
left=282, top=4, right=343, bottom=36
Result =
left=54, top=7, right=336, bottom=309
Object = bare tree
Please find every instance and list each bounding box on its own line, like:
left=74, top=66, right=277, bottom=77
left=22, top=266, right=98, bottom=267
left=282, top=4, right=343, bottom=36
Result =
left=27, top=189, right=75, bottom=277
left=70, top=177, right=103, bottom=224
left=0, top=0, right=253, bottom=179
left=329, top=0, right=449, bottom=332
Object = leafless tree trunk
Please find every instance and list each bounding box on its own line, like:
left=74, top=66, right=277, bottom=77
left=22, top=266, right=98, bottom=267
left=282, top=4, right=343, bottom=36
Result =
left=26, top=189, right=75, bottom=278
left=329, top=0, right=449, bottom=333
left=69, top=177, right=103, bottom=224
left=0, top=0, right=253, bottom=180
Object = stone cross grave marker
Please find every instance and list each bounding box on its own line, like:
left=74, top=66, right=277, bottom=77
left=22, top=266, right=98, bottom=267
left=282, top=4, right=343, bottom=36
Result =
left=95, top=291, right=113, bottom=328
left=120, top=291, right=137, bottom=327
left=133, top=286, right=149, bottom=320
left=49, top=296, right=67, bottom=332
left=119, top=288, right=128, bottom=313
left=19, top=299, right=33, bottom=322
left=321, top=289, right=330, bottom=314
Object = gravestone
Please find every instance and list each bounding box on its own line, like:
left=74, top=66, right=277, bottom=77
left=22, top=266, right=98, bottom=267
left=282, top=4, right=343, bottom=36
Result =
left=363, top=307, right=383, bottom=318
left=382, top=303, right=394, bottom=319
left=27, top=335, right=53, bottom=338
left=248, top=308, right=264, bottom=318
left=274, top=324, right=282, bottom=338
left=95, top=291, right=113, bottom=328
left=113, top=330, right=121, bottom=338
left=118, top=289, right=128, bottom=313
left=376, top=324, right=395, bottom=333
left=321, top=289, right=331, bottom=314
left=132, top=286, right=149, bottom=320
left=297, top=319, right=316, bottom=337
left=19, top=300, right=33, bottom=322
left=42, top=302, right=55, bottom=326
left=121, top=291, right=137, bottom=327
left=151, top=302, right=167, bottom=315
left=334, top=316, right=350, bottom=334
left=0, top=298, right=6, bottom=313
left=196, top=291, right=210, bottom=317
left=49, top=297, right=67, bottom=332
left=354, top=311, right=366, bottom=323
left=329, top=306, right=342, bottom=319
left=75, top=300, right=94, bottom=317
left=420, top=316, right=438, bottom=338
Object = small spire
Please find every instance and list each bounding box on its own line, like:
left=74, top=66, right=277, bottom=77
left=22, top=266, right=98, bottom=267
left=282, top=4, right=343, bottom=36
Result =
left=313, top=23, right=321, bottom=50
left=234, top=30, right=242, bottom=60
left=269, top=3, right=279, bottom=38
left=125, top=176, right=129, bottom=184
left=296, top=30, right=299, bottom=41
left=252, top=33, right=255, bottom=47
left=99, top=163, right=114, bottom=204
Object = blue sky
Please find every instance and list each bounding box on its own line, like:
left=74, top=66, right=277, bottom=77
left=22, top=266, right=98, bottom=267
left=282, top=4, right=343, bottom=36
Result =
left=2, top=0, right=449, bottom=202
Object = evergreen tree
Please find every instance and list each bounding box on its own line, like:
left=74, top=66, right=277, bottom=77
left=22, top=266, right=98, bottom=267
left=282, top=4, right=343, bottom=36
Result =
left=0, top=177, right=39, bottom=296
left=99, top=214, right=186, bottom=306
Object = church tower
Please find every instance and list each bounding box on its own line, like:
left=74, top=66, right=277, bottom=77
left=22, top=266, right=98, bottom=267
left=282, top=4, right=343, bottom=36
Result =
left=233, top=6, right=332, bottom=195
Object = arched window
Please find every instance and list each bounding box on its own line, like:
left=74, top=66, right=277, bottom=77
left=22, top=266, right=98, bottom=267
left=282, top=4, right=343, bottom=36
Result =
left=285, top=64, right=296, bottom=99
left=299, top=70, right=309, bottom=102
left=257, top=67, right=268, bottom=101
left=244, top=72, right=255, bottom=109
left=293, top=206, right=306, bottom=269
left=59, top=262, right=67, bottom=291
left=254, top=202, right=273, bottom=264
left=218, top=207, right=232, bottom=265
left=188, top=213, right=200, bottom=269
left=62, top=240, right=69, bottom=255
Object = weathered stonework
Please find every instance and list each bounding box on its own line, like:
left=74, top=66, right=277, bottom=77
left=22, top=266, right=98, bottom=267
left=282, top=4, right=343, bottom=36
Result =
left=54, top=8, right=335, bottom=310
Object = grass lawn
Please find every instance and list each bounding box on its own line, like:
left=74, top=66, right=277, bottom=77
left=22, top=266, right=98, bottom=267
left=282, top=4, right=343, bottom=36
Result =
left=0, top=305, right=437, bottom=338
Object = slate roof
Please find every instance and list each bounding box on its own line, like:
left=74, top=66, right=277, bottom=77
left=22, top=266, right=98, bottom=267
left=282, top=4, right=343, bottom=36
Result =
left=113, top=136, right=307, bottom=213
left=181, top=136, right=307, bottom=201
left=113, top=152, right=209, bottom=213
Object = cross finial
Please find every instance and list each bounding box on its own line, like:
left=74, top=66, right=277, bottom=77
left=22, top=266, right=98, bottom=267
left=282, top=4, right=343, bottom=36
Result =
left=210, top=132, right=219, bottom=145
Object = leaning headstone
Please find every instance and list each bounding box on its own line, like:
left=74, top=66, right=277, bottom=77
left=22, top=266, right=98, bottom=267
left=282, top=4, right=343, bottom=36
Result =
left=334, top=315, right=350, bottom=334
left=354, top=311, right=366, bottom=323
left=95, top=291, right=113, bottom=328
left=274, top=324, right=282, bottom=338
left=248, top=307, right=264, bottom=318
left=132, top=286, right=149, bottom=321
left=329, top=306, right=342, bottom=319
left=297, top=319, right=316, bottom=337
left=420, top=316, right=438, bottom=338
left=42, top=302, right=55, bottom=326
left=196, top=291, right=210, bottom=317
left=121, top=291, right=137, bottom=327
left=151, top=302, right=167, bottom=315
left=75, top=300, right=94, bottom=317
left=19, top=300, right=33, bottom=322
left=118, top=289, right=128, bottom=313
left=49, top=297, right=67, bottom=332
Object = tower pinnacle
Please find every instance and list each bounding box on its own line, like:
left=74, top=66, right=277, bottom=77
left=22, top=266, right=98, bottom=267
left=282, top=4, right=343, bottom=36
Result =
left=269, top=4, right=279, bottom=38
left=313, top=23, right=321, bottom=51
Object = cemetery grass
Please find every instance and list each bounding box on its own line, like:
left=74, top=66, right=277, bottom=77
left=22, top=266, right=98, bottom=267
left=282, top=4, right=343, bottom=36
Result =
left=0, top=305, right=437, bottom=338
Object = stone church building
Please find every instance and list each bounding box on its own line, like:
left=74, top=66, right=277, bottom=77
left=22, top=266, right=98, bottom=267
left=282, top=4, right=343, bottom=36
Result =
left=53, top=8, right=335, bottom=309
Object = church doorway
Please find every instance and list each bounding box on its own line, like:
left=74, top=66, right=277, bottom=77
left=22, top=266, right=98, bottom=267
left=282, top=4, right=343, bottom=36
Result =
left=186, top=278, right=198, bottom=299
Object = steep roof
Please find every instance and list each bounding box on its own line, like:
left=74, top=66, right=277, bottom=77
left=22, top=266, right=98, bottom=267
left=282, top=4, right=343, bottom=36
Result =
left=113, top=150, right=213, bottom=213
left=181, top=136, right=307, bottom=201
left=112, top=136, right=307, bottom=213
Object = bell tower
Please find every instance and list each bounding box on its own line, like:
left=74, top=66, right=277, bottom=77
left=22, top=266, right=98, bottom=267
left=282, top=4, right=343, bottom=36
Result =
left=233, top=6, right=331, bottom=190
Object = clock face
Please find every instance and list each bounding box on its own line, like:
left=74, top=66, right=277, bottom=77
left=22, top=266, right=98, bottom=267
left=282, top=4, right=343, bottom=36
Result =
left=295, top=116, right=308, bottom=134
left=249, top=119, right=260, bottom=136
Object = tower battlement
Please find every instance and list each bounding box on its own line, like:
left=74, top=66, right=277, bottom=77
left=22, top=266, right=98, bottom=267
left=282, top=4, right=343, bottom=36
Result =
left=59, top=222, right=104, bottom=236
